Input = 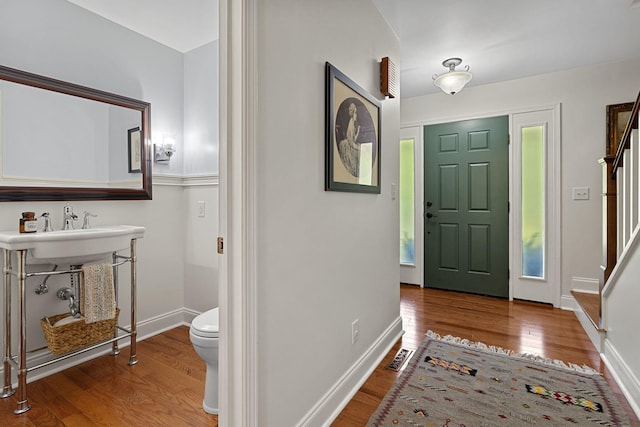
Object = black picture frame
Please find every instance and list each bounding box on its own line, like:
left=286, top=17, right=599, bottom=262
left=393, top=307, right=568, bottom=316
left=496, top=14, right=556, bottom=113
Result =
left=128, top=127, right=142, bottom=173
left=325, top=62, right=381, bottom=193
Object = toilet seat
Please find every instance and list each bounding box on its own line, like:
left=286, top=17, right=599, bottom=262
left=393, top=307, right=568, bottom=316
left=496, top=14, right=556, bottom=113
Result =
left=191, top=307, right=219, bottom=338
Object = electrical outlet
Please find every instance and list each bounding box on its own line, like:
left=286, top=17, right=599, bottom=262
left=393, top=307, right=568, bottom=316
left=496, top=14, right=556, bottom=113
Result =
left=197, top=201, right=206, bottom=217
left=572, top=187, right=589, bottom=200
left=351, top=319, right=360, bottom=344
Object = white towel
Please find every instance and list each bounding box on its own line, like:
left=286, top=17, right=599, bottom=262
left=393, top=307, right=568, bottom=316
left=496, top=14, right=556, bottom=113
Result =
left=82, top=263, right=116, bottom=324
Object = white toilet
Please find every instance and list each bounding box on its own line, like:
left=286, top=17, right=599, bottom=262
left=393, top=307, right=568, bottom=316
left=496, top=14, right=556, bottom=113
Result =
left=189, top=307, right=219, bottom=414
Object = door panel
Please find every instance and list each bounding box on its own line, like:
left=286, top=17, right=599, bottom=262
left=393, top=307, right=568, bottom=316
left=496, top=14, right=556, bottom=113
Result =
left=469, top=224, right=490, bottom=273
left=424, top=116, right=509, bottom=298
left=439, top=224, right=459, bottom=270
left=439, top=165, right=458, bottom=209
left=469, top=163, right=489, bottom=210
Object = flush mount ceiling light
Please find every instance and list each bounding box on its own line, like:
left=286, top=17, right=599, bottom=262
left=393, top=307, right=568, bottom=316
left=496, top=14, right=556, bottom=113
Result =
left=432, top=58, right=472, bottom=95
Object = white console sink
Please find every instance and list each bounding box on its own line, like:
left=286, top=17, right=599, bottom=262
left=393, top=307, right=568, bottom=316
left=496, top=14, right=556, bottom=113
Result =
left=0, top=225, right=145, bottom=265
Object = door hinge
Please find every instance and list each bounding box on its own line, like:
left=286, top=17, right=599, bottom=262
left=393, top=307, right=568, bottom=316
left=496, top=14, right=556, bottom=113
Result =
left=508, top=134, right=511, bottom=145
left=217, top=237, right=224, bottom=254
left=508, top=269, right=510, bottom=279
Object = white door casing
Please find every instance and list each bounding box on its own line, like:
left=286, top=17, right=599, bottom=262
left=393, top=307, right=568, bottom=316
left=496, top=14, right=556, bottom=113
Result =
left=399, top=126, right=424, bottom=286
left=510, top=106, right=562, bottom=307
left=218, top=0, right=259, bottom=425
left=403, top=104, right=560, bottom=305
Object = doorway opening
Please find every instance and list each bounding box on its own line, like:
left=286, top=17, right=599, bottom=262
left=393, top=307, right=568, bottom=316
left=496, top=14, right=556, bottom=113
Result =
left=399, top=105, right=561, bottom=306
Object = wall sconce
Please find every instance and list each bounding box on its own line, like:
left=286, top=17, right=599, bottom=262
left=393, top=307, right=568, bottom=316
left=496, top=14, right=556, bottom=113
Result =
left=154, top=135, right=176, bottom=164
left=432, top=58, right=472, bottom=95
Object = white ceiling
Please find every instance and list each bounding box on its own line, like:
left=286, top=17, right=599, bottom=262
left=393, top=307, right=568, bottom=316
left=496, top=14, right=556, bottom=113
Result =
left=67, top=0, right=640, bottom=98
left=66, top=0, right=219, bottom=53
left=374, top=0, right=640, bottom=98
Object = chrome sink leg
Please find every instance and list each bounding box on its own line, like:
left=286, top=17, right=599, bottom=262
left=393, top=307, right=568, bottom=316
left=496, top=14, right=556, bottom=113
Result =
left=128, top=239, right=138, bottom=366
left=2, top=249, right=15, bottom=399
left=15, top=250, right=30, bottom=414
left=111, top=251, right=120, bottom=356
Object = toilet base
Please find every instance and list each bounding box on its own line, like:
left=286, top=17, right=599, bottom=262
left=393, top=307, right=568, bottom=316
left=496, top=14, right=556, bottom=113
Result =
left=203, top=400, right=218, bottom=415
left=201, top=362, right=218, bottom=414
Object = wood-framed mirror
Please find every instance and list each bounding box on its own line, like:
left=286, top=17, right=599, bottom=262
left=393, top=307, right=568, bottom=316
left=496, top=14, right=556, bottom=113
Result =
left=0, top=64, right=152, bottom=201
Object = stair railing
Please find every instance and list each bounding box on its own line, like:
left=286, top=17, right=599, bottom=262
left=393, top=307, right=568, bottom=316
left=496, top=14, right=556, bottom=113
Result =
left=611, top=91, right=640, bottom=259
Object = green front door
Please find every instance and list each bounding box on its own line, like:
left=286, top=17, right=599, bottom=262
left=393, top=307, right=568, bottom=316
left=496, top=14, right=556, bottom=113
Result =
left=424, top=116, right=509, bottom=298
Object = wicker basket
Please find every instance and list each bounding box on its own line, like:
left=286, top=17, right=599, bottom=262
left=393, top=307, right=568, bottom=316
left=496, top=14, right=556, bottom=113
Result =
left=40, top=308, right=119, bottom=356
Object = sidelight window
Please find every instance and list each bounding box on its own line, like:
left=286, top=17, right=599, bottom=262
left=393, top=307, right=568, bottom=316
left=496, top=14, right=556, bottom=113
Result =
left=521, top=126, right=545, bottom=278
left=400, top=138, right=415, bottom=265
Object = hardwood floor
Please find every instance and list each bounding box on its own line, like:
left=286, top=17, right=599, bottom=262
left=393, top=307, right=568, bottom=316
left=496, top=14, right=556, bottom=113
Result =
left=333, top=284, right=640, bottom=426
left=0, top=327, right=217, bottom=427
left=2, top=287, right=638, bottom=426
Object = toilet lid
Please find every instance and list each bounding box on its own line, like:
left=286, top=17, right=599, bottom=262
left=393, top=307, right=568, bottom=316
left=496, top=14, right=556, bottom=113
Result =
left=191, top=307, right=219, bottom=338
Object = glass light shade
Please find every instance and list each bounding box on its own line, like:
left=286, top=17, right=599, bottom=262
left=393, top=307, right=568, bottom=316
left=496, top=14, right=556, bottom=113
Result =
left=433, top=70, right=472, bottom=95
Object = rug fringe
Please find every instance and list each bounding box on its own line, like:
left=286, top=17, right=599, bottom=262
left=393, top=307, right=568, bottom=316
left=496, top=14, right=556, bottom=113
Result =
left=512, top=352, right=600, bottom=375
left=426, top=330, right=514, bottom=355
left=426, top=330, right=600, bottom=375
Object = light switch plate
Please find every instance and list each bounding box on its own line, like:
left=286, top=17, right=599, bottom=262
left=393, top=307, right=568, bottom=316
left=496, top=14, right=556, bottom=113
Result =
left=572, top=187, right=589, bottom=200
left=197, top=201, right=206, bottom=217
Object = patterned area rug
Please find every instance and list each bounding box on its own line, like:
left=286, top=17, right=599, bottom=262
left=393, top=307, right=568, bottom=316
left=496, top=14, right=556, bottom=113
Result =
left=368, top=331, right=631, bottom=426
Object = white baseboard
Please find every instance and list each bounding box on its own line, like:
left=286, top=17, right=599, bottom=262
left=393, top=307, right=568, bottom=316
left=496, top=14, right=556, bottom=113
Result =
left=560, top=294, right=576, bottom=311
left=182, top=307, right=201, bottom=326
left=295, top=316, right=404, bottom=427
left=571, top=276, right=599, bottom=293
left=602, top=339, right=640, bottom=421
left=1, top=308, right=196, bottom=387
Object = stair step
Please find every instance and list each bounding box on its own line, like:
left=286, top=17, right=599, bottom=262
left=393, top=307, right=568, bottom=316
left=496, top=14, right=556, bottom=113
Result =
left=571, top=291, right=605, bottom=332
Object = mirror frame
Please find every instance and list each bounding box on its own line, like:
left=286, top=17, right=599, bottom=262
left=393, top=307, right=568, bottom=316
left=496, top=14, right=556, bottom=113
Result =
left=0, top=64, right=152, bottom=201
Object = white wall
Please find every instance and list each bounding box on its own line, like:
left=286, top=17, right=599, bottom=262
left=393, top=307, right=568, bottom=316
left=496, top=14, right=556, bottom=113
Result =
left=402, top=58, right=640, bottom=300
left=0, top=0, right=218, bottom=379
left=603, top=235, right=640, bottom=418
left=255, top=0, right=400, bottom=424
left=184, top=41, right=220, bottom=176
left=184, top=182, right=219, bottom=312
left=182, top=40, right=220, bottom=312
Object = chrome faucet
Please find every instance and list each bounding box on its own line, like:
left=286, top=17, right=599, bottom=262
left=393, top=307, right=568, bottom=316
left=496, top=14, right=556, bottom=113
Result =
left=62, top=204, right=77, bottom=230
left=40, top=212, right=53, bottom=232
left=82, top=211, right=97, bottom=229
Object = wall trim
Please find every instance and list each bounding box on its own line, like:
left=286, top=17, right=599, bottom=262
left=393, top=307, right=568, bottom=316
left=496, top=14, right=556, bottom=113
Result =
left=217, top=0, right=259, bottom=424
left=561, top=294, right=577, bottom=311
left=402, top=104, right=562, bottom=306
left=401, top=103, right=561, bottom=129
left=0, top=176, right=140, bottom=188
left=1, top=308, right=197, bottom=387
left=509, top=105, right=562, bottom=307
left=153, top=173, right=219, bottom=187
left=295, top=316, right=404, bottom=426
left=569, top=296, right=606, bottom=352
left=399, top=126, right=424, bottom=287
left=602, top=339, right=640, bottom=420
left=571, top=276, right=599, bottom=293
